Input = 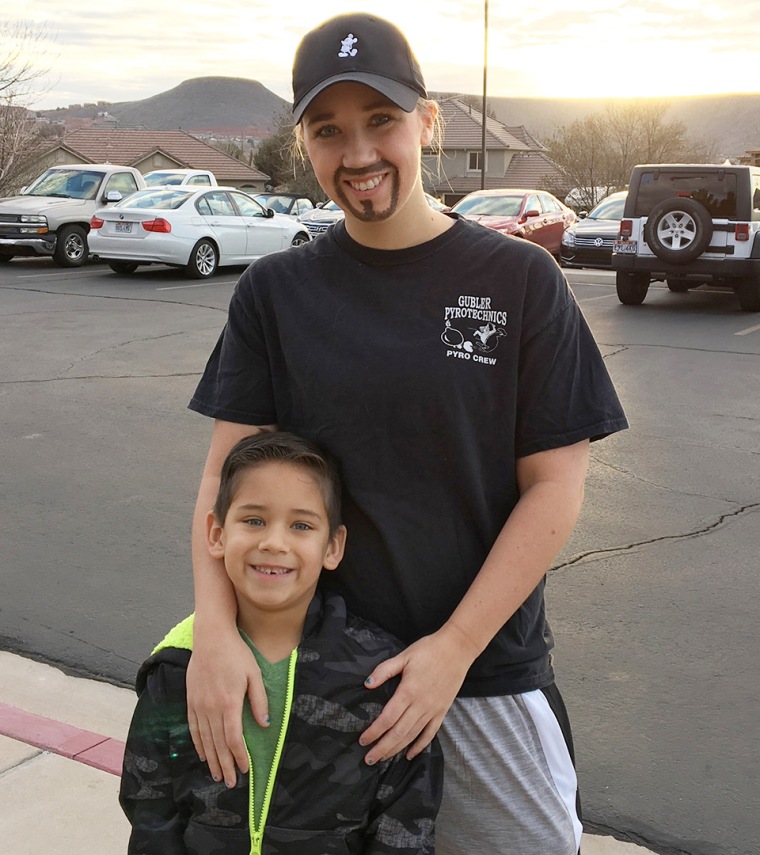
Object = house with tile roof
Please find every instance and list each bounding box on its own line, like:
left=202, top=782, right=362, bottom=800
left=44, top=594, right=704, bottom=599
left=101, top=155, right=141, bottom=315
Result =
left=423, top=99, right=567, bottom=206
left=37, top=129, right=269, bottom=190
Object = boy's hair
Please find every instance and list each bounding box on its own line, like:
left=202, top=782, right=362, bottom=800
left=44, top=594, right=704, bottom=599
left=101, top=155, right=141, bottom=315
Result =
left=213, top=432, right=343, bottom=534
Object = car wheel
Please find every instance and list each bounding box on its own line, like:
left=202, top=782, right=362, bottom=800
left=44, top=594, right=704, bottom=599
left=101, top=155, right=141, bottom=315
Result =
left=108, top=261, right=139, bottom=275
left=666, top=278, right=693, bottom=293
left=53, top=225, right=89, bottom=267
left=290, top=232, right=309, bottom=247
left=645, top=198, right=712, bottom=264
left=185, top=239, right=218, bottom=279
left=735, top=276, right=760, bottom=312
left=0, top=254, right=14, bottom=263
left=616, top=271, right=650, bottom=305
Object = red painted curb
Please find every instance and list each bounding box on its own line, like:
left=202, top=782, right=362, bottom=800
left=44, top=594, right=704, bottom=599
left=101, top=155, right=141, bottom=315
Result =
left=0, top=701, right=125, bottom=776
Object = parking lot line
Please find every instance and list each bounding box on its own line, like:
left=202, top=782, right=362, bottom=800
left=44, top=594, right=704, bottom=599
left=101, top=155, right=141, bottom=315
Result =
left=17, top=270, right=104, bottom=280
left=576, top=293, right=618, bottom=302
left=155, top=282, right=217, bottom=291
left=734, top=322, right=760, bottom=336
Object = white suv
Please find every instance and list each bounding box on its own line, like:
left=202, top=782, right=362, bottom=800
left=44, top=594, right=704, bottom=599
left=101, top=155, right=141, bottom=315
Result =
left=612, top=164, right=760, bottom=311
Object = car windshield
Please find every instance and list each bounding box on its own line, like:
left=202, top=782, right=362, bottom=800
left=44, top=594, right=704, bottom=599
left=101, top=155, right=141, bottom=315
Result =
left=451, top=195, right=523, bottom=217
left=24, top=168, right=104, bottom=200
left=117, top=189, right=194, bottom=210
left=321, top=200, right=341, bottom=211
left=588, top=195, right=626, bottom=220
left=144, top=173, right=187, bottom=187
left=255, top=194, right=294, bottom=214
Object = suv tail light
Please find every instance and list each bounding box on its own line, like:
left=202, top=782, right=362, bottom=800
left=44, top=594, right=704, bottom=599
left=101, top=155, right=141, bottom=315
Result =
left=142, top=218, right=171, bottom=233
left=90, top=215, right=104, bottom=229
left=735, top=223, right=750, bottom=241
left=619, top=219, right=633, bottom=239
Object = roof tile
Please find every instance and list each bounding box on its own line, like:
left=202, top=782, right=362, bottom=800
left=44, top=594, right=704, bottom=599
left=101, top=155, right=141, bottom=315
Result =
left=46, top=129, right=267, bottom=181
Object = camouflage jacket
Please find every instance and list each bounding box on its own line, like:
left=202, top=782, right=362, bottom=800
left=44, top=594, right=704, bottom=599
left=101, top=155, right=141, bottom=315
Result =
left=120, top=590, right=443, bottom=854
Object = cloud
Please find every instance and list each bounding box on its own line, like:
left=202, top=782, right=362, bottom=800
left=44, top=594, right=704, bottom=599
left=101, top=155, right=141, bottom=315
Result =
left=13, top=0, right=760, bottom=108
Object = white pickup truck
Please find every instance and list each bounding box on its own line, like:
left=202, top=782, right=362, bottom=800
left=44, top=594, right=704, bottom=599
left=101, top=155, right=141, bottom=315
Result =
left=0, top=164, right=146, bottom=267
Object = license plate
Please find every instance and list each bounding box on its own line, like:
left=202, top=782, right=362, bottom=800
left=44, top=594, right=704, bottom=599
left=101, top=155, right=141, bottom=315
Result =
left=114, top=222, right=132, bottom=233
left=614, top=240, right=636, bottom=254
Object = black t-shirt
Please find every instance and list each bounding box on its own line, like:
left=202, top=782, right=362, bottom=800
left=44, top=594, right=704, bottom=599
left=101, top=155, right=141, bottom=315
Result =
left=190, top=218, right=628, bottom=696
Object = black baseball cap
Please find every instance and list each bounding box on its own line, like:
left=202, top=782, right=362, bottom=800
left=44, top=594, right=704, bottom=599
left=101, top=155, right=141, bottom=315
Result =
left=292, top=14, right=427, bottom=123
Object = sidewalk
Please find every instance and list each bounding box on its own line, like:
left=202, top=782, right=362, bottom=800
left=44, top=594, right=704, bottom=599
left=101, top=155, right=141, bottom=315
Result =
left=0, top=651, right=657, bottom=855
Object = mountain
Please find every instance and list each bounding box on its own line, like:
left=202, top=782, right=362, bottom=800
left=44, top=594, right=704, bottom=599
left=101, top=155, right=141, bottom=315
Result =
left=467, top=93, right=760, bottom=160
left=40, top=78, right=760, bottom=157
left=40, top=77, right=290, bottom=137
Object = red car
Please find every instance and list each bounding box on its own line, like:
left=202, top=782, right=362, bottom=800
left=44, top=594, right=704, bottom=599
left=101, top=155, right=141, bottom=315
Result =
left=450, top=189, right=576, bottom=257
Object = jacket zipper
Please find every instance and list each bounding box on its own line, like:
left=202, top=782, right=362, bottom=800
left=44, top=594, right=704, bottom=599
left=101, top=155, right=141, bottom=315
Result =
left=247, top=648, right=298, bottom=855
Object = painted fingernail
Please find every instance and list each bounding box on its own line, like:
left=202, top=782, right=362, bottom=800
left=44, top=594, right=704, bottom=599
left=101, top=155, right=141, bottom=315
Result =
left=366, top=757, right=376, bottom=766
left=364, top=677, right=373, bottom=686
left=212, top=774, right=221, bottom=782
left=264, top=716, right=270, bottom=725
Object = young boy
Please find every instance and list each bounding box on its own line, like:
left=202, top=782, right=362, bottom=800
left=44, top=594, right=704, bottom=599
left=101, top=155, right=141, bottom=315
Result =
left=119, top=432, right=443, bottom=855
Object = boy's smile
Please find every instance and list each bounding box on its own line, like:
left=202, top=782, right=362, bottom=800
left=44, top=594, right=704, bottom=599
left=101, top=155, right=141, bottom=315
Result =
left=207, top=461, right=345, bottom=638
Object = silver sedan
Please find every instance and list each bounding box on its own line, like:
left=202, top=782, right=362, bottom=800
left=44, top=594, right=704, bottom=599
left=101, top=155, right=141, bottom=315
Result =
left=89, top=186, right=310, bottom=278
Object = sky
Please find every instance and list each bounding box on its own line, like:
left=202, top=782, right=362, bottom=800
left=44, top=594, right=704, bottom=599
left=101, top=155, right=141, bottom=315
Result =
left=6, top=0, right=760, bottom=111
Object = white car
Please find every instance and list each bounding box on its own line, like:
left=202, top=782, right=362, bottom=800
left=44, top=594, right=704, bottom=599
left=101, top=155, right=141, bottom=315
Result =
left=89, top=186, right=310, bottom=278
left=143, top=169, right=217, bottom=187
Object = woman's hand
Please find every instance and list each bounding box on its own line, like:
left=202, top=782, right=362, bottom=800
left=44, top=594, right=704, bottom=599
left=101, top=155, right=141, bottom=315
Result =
left=186, top=629, right=269, bottom=788
left=359, top=624, right=478, bottom=764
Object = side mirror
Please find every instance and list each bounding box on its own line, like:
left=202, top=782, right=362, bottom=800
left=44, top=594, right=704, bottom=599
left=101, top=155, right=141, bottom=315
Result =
left=523, top=209, right=540, bottom=218
left=578, top=210, right=588, bottom=219
left=266, top=208, right=275, bottom=218
left=19, top=186, right=28, bottom=195
left=316, top=201, right=325, bottom=208
left=105, top=190, right=123, bottom=203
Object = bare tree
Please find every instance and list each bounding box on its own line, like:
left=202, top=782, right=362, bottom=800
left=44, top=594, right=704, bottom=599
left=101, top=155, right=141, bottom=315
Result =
left=546, top=100, right=715, bottom=208
left=253, top=113, right=326, bottom=201
left=0, top=19, right=53, bottom=194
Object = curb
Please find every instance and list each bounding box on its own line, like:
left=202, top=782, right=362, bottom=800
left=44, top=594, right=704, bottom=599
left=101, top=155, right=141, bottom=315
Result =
left=0, top=701, right=124, bottom=775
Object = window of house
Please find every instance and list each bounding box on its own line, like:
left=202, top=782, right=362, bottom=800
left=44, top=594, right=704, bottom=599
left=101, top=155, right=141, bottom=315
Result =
left=468, top=151, right=487, bottom=172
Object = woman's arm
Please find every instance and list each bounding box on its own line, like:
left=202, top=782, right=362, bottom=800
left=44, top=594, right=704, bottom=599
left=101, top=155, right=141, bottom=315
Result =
left=360, top=439, right=590, bottom=763
left=186, top=418, right=276, bottom=787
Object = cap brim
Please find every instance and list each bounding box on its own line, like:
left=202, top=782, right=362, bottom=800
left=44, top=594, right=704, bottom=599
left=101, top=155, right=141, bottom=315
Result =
left=293, top=72, right=421, bottom=123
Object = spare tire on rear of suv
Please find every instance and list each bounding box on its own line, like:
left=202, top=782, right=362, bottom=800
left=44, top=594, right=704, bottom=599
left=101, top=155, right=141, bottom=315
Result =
left=645, top=197, right=713, bottom=264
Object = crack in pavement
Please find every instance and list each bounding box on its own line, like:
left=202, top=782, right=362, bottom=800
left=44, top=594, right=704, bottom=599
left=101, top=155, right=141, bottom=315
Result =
left=589, top=453, right=753, bottom=499
left=55, top=331, right=187, bottom=377
left=0, top=372, right=200, bottom=385
left=0, top=284, right=227, bottom=313
left=596, top=341, right=760, bottom=357
left=552, top=502, right=760, bottom=571
left=599, top=345, right=629, bottom=359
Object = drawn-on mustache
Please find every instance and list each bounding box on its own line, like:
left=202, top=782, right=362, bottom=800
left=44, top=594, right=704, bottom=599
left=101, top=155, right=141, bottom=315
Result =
left=337, top=161, right=394, bottom=179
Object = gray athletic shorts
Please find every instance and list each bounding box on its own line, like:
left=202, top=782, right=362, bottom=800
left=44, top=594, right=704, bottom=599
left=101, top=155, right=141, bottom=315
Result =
left=435, top=687, right=582, bottom=855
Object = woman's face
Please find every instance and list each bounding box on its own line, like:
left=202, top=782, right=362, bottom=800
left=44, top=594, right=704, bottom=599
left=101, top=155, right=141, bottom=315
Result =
left=301, top=82, right=433, bottom=228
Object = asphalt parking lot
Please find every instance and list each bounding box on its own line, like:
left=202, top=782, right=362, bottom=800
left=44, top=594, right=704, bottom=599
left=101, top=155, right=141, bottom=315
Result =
left=1, top=257, right=759, bottom=855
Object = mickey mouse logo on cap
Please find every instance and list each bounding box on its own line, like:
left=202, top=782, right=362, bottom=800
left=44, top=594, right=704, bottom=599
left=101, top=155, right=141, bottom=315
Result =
left=338, top=34, right=358, bottom=58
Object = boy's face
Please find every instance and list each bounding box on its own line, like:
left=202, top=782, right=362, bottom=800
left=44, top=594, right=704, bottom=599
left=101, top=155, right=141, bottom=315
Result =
left=301, top=81, right=433, bottom=227
left=207, top=461, right=345, bottom=620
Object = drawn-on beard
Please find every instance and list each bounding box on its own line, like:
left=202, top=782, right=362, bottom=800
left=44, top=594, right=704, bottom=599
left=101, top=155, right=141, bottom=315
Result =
left=334, top=162, right=400, bottom=222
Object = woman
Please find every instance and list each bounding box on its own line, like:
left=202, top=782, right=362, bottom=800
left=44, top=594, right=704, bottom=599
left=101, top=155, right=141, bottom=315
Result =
left=186, top=13, right=627, bottom=854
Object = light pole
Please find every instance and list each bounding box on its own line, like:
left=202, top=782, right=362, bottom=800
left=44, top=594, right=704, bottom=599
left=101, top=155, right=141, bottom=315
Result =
left=480, top=0, right=488, bottom=190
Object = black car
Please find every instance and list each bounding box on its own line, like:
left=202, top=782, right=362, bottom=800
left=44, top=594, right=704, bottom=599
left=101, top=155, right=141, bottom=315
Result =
left=560, top=191, right=627, bottom=269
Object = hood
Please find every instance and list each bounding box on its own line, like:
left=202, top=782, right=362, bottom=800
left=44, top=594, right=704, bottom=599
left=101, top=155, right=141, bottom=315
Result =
left=300, top=208, right=345, bottom=224
left=461, top=213, right=520, bottom=232
left=134, top=592, right=333, bottom=695
left=0, top=195, right=93, bottom=215
left=567, top=217, right=622, bottom=238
